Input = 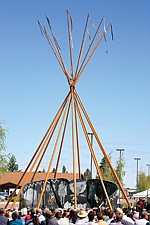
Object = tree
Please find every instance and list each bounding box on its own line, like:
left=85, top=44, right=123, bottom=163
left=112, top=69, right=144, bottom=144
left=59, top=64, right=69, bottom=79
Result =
left=96, top=153, right=115, bottom=182
left=7, top=154, right=19, bottom=172
left=0, top=122, right=8, bottom=175
left=115, top=151, right=125, bottom=186
left=62, top=165, right=67, bottom=173
left=83, top=168, right=91, bottom=181
left=51, top=168, right=56, bottom=173
left=137, top=171, right=150, bottom=192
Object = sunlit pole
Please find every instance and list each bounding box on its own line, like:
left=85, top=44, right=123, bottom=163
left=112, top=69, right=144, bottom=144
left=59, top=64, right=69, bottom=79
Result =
left=134, top=157, right=141, bottom=189
left=88, top=132, right=94, bottom=179
left=116, top=148, right=124, bottom=205
left=146, top=164, right=150, bottom=176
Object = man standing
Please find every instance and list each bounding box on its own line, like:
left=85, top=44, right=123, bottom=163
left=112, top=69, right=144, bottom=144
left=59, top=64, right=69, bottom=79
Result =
left=134, top=211, right=149, bottom=225
left=0, top=208, right=9, bottom=225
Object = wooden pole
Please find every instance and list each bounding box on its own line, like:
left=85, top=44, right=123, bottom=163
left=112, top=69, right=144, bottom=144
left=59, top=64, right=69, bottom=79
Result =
left=75, top=90, right=131, bottom=207
left=74, top=17, right=105, bottom=85
left=66, top=10, right=74, bottom=80
left=74, top=106, right=81, bottom=179
left=31, top=93, right=71, bottom=182
left=71, top=87, right=77, bottom=208
left=74, top=23, right=112, bottom=86
left=5, top=93, right=69, bottom=209
left=38, top=21, right=70, bottom=84
left=74, top=96, right=112, bottom=210
left=75, top=14, right=89, bottom=77
left=9, top=92, right=71, bottom=210
left=54, top=95, right=72, bottom=178
left=37, top=94, right=71, bottom=208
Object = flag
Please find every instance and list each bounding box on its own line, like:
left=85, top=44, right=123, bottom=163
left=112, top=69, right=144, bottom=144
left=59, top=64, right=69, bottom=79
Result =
left=111, top=24, right=114, bottom=41
left=45, top=15, right=61, bottom=50
left=38, top=21, right=44, bottom=36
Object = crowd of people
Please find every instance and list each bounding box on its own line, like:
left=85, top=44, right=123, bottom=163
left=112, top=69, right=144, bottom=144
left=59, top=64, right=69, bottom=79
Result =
left=0, top=205, right=150, bottom=225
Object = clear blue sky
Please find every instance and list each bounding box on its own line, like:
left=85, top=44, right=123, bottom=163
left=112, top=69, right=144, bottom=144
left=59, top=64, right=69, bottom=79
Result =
left=0, top=1, right=150, bottom=189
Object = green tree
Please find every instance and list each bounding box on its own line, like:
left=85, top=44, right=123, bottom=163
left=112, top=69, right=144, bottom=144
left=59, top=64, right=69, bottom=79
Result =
left=137, top=171, right=150, bottom=192
left=0, top=122, right=8, bottom=175
left=96, top=153, right=115, bottom=181
left=83, top=168, right=91, bottom=181
left=115, top=151, right=125, bottom=186
left=62, top=165, right=67, bottom=173
left=7, top=154, right=19, bottom=172
left=51, top=168, right=56, bottom=173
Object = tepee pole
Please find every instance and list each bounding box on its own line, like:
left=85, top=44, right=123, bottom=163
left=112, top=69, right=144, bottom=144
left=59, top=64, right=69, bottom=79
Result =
left=54, top=94, right=72, bottom=178
left=10, top=98, right=66, bottom=210
left=75, top=90, right=131, bottom=207
left=75, top=13, right=90, bottom=77
left=74, top=105, right=81, bottom=179
left=67, top=10, right=74, bottom=80
left=31, top=93, right=71, bottom=182
left=37, top=94, right=71, bottom=208
left=38, top=21, right=70, bottom=84
left=74, top=16, right=105, bottom=83
left=75, top=23, right=112, bottom=86
left=74, top=95, right=112, bottom=210
left=71, top=87, right=77, bottom=208
left=5, top=93, right=69, bottom=209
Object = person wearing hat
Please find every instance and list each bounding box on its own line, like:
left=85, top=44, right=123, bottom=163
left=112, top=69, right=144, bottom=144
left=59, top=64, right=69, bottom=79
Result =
left=75, top=210, right=88, bottom=225
left=134, top=211, right=149, bottom=225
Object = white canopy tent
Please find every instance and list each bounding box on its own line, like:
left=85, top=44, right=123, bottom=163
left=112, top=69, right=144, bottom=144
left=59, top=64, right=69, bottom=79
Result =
left=133, top=189, right=150, bottom=198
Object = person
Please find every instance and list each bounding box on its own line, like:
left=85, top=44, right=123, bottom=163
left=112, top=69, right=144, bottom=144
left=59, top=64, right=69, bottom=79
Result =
left=25, top=210, right=39, bottom=225
left=134, top=211, right=149, bottom=225
left=68, top=209, right=77, bottom=224
left=107, top=210, right=114, bottom=224
left=96, top=212, right=108, bottom=225
left=86, top=211, right=96, bottom=225
left=122, top=208, right=134, bottom=225
left=75, top=210, right=88, bottom=225
left=55, top=211, right=69, bottom=225
left=110, top=209, right=124, bottom=225
left=8, top=211, right=23, bottom=225
left=36, top=209, right=45, bottom=223
left=0, top=208, right=9, bottom=225
left=41, top=210, right=58, bottom=225
left=136, top=199, right=145, bottom=218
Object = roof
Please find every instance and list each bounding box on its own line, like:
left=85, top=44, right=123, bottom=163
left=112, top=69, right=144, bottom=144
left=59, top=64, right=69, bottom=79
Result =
left=0, top=172, right=82, bottom=187
left=133, top=189, right=150, bottom=198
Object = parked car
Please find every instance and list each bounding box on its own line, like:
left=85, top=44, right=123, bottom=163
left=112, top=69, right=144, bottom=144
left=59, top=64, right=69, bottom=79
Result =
left=0, top=192, right=6, bottom=201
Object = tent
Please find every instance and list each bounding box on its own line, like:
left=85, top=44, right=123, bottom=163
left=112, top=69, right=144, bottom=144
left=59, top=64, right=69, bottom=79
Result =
left=133, top=189, right=150, bottom=198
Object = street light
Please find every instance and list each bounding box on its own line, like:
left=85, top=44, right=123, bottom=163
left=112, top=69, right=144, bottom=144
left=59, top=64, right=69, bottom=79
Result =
left=134, top=157, right=141, bottom=189
left=88, top=132, right=94, bottom=179
left=146, top=164, right=150, bottom=176
left=116, top=148, right=124, bottom=206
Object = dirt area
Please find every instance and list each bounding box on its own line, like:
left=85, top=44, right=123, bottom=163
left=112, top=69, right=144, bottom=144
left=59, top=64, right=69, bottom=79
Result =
left=0, top=201, right=19, bottom=209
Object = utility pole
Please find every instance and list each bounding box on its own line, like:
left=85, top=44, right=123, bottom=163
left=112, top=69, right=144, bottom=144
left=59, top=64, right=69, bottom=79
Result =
left=116, top=148, right=124, bottom=206
left=88, top=132, right=94, bottom=179
left=146, top=164, right=150, bottom=176
left=134, top=157, right=141, bottom=189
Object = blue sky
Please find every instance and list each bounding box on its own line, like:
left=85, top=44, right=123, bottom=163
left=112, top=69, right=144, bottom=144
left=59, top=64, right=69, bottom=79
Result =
left=0, top=1, right=150, bottom=189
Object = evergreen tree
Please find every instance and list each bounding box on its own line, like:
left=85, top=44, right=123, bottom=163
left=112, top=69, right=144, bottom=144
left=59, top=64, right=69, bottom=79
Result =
left=51, top=168, right=56, bottom=173
left=0, top=122, right=8, bottom=175
left=7, top=154, right=19, bottom=172
left=83, top=168, right=91, bottom=181
left=96, top=153, right=114, bottom=181
left=62, top=165, right=67, bottom=173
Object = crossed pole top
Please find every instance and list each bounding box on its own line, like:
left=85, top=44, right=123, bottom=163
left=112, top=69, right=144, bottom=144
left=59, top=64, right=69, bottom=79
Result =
left=38, top=10, right=113, bottom=90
